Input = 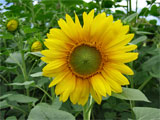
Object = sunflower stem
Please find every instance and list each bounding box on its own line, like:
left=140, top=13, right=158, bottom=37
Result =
left=50, top=78, right=55, bottom=102
left=83, top=96, right=93, bottom=120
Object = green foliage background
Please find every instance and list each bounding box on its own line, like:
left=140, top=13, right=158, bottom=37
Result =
left=0, top=0, right=160, bottom=120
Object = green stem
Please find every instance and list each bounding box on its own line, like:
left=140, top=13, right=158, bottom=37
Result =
left=83, top=96, right=93, bottom=120
left=136, top=0, right=138, bottom=13
left=0, top=75, right=8, bottom=83
left=35, top=85, right=53, bottom=101
left=129, top=100, right=135, bottom=119
left=127, top=0, right=129, bottom=14
left=17, top=33, right=30, bottom=110
left=129, top=0, right=132, bottom=13
left=138, top=76, right=152, bottom=90
left=50, top=78, right=55, bottom=102
left=8, top=104, right=27, bottom=114
left=51, top=86, right=55, bottom=102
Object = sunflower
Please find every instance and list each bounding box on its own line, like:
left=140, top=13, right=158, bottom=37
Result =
left=31, top=41, right=43, bottom=52
left=7, top=19, right=19, bottom=32
left=41, top=10, right=138, bottom=106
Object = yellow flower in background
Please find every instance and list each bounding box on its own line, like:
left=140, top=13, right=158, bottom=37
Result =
left=7, top=19, right=18, bottom=32
left=31, top=41, right=43, bottom=52
left=41, top=10, right=138, bottom=106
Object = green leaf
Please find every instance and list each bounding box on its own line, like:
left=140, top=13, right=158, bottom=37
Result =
left=0, top=100, right=9, bottom=109
left=22, top=26, right=39, bottom=34
left=139, top=7, right=149, bottom=16
left=7, top=81, right=35, bottom=86
left=30, top=72, right=42, bottom=77
left=112, top=88, right=150, bottom=102
left=133, top=107, right=160, bottom=120
left=0, top=93, right=12, bottom=100
left=27, top=52, right=43, bottom=57
left=142, top=55, right=160, bottom=71
left=28, top=103, right=75, bottom=120
left=51, top=97, right=62, bottom=110
left=0, top=32, right=14, bottom=39
left=8, top=94, right=38, bottom=103
left=131, top=36, right=147, bottom=44
left=150, top=5, right=160, bottom=16
left=5, top=52, right=22, bottom=66
left=136, top=31, right=153, bottom=35
left=104, top=112, right=116, bottom=119
left=123, top=13, right=138, bottom=23
left=102, top=0, right=115, bottom=8
left=6, top=116, right=17, bottom=120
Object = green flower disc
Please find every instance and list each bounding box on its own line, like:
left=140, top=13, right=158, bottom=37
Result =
left=70, top=45, right=102, bottom=76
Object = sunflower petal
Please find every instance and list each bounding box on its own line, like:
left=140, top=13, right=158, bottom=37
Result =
left=90, top=86, right=102, bottom=104
left=70, top=78, right=83, bottom=104
left=103, top=67, right=130, bottom=85
left=49, top=70, right=70, bottom=88
left=108, top=52, right=139, bottom=63
left=106, top=62, right=134, bottom=75
left=90, top=74, right=106, bottom=97
left=101, top=70, right=122, bottom=93
left=78, top=80, right=90, bottom=106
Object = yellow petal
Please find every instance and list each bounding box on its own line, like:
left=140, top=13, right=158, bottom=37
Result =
left=108, top=52, right=139, bottom=63
left=120, top=45, right=137, bottom=52
left=58, top=18, right=79, bottom=43
left=90, top=86, right=102, bottom=104
left=70, top=78, right=83, bottom=104
left=49, top=28, right=72, bottom=43
left=103, top=67, right=130, bottom=85
left=44, top=39, right=69, bottom=51
left=62, top=74, right=76, bottom=102
left=101, top=70, right=122, bottom=93
left=43, top=59, right=66, bottom=71
left=55, top=73, right=75, bottom=97
left=106, top=62, right=134, bottom=75
left=49, top=70, right=70, bottom=88
left=100, top=75, right=112, bottom=96
left=41, top=57, right=53, bottom=63
left=106, top=44, right=137, bottom=53
left=105, top=34, right=135, bottom=51
left=90, top=74, right=106, bottom=97
left=90, top=14, right=113, bottom=45
left=78, top=79, right=90, bottom=106
left=75, top=13, right=83, bottom=41
left=82, top=10, right=94, bottom=41
left=41, top=50, right=67, bottom=59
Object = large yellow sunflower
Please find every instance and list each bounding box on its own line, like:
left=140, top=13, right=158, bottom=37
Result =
left=41, top=10, right=138, bottom=106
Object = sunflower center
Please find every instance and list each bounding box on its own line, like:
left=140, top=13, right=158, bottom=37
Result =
left=69, top=45, right=102, bottom=76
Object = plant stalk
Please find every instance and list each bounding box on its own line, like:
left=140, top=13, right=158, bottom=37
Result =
left=83, top=96, right=93, bottom=120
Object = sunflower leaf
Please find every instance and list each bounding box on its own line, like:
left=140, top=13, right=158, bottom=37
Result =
left=131, top=36, right=147, bottom=44
left=27, top=103, right=75, bottom=120
left=133, top=107, right=160, bottom=120
left=112, top=88, right=150, bottom=102
left=123, top=13, right=138, bottom=23
left=7, top=94, right=38, bottom=103
left=6, top=81, right=35, bottom=86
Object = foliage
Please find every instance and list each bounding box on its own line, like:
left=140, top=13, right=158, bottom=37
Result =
left=0, top=0, right=160, bottom=120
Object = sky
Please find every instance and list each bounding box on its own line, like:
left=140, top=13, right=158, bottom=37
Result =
left=0, top=0, right=160, bottom=25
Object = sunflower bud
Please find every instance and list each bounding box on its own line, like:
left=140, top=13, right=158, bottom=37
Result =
left=7, top=19, right=19, bottom=32
left=31, top=41, right=43, bottom=52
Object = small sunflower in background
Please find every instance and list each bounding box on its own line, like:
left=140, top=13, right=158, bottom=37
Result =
left=41, top=10, right=138, bottom=106
left=6, top=19, right=19, bottom=32
left=31, top=41, right=43, bottom=52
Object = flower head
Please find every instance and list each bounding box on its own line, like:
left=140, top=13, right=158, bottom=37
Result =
left=7, top=19, right=19, bottom=32
left=41, top=10, right=138, bottom=106
left=31, top=41, right=43, bottom=52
